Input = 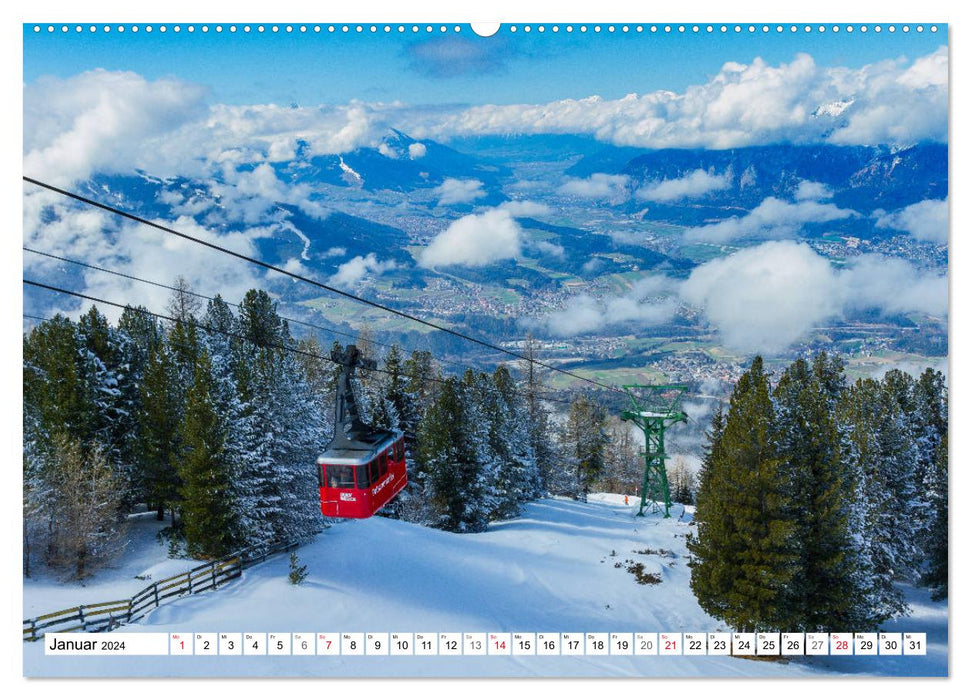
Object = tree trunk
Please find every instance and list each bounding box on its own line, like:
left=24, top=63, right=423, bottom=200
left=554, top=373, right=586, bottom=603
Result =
left=23, top=528, right=30, bottom=579
left=75, top=543, right=86, bottom=580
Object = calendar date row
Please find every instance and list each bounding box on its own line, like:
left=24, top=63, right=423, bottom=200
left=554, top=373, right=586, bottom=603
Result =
left=45, top=631, right=926, bottom=657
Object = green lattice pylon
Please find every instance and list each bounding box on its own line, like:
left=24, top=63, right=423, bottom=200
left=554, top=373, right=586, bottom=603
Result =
left=620, top=384, right=688, bottom=518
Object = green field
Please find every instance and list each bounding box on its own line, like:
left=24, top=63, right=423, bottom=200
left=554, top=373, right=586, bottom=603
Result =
left=544, top=365, right=670, bottom=390
left=300, top=296, right=437, bottom=334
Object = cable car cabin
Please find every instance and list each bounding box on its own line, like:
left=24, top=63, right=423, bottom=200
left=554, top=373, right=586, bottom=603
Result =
left=317, top=432, right=407, bottom=518
left=317, top=344, right=408, bottom=519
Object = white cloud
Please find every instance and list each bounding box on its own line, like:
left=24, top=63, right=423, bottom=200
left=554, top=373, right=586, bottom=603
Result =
left=498, top=200, right=552, bottom=217
left=527, top=240, right=947, bottom=351
left=419, top=208, right=523, bottom=268
left=869, top=357, right=948, bottom=380
left=23, top=47, right=948, bottom=195
left=531, top=276, right=679, bottom=336
left=24, top=71, right=400, bottom=188
left=23, top=195, right=265, bottom=321
left=841, top=254, right=947, bottom=317
left=408, top=142, right=427, bottom=159
left=23, top=70, right=208, bottom=185
left=415, top=48, right=948, bottom=149
left=378, top=142, right=399, bottom=159
left=794, top=180, right=833, bottom=201
left=204, top=101, right=385, bottom=160
left=328, top=253, right=397, bottom=288
left=557, top=173, right=630, bottom=200
left=680, top=241, right=947, bottom=353
left=897, top=45, right=948, bottom=89
left=608, top=230, right=645, bottom=246
left=431, top=178, right=487, bottom=206
left=636, top=169, right=731, bottom=202
left=211, top=163, right=314, bottom=225
left=531, top=240, right=565, bottom=258
left=533, top=296, right=609, bottom=336
left=681, top=241, right=840, bottom=352
left=684, top=196, right=856, bottom=243
left=875, top=199, right=948, bottom=244
left=582, top=257, right=605, bottom=274
left=827, top=47, right=948, bottom=146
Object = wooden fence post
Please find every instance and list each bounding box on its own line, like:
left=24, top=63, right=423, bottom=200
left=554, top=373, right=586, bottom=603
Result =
left=211, top=562, right=217, bottom=589
left=79, top=605, right=86, bottom=631
left=187, top=572, right=193, bottom=595
left=153, top=582, right=159, bottom=609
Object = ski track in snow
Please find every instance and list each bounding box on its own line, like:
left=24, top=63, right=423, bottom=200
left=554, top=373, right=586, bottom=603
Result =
left=24, top=495, right=947, bottom=677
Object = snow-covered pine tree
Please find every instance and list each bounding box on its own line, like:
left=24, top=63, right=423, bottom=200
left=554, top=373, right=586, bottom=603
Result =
left=913, top=368, right=948, bottom=562
left=839, top=377, right=910, bottom=622
left=294, top=336, right=333, bottom=413
left=195, top=296, right=252, bottom=547
left=687, top=409, right=729, bottom=619
left=271, top=335, right=327, bottom=541
left=878, top=370, right=924, bottom=581
left=75, top=306, right=126, bottom=448
left=561, top=395, right=609, bottom=502
left=687, top=356, right=797, bottom=632
left=417, top=376, right=465, bottom=530
left=371, top=343, right=406, bottom=433
left=518, top=334, right=556, bottom=494
left=135, top=339, right=183, bottom=522
left=491, top=364, right=541, bottom=514
left=600, top=418, right=643, bottom=496
left=415, top=371, right=495, bottom=533
left=370, top=344, right=408, bottom=519
left=288, top=551, right=309, bottom=585
left=772, top=354, right=864, bottom=632
left=457, top=370, right=500, bottom=530
left=231, top=291, right=286, bottom=545
left=116, top=306, right=164, bottom=507
left=667, top=457, right=696, bottom=506
left=177, top=349, right=239, bottom=558
left=394, top=348, right=440, bottom=524
left=23, top=422, right=53, bottom=578
left=482, top=367, right=516, bottom=519
left=201, top=298, right=249, bottom=426
left=23, top=314, right=94, bottom=447
left=23, top=314, right=128, bottom=575
left=231, top=291, right=324, bottom=545
left=922, top=431, right=948, bottom=600
left=550, top=418, right=581, bottom=499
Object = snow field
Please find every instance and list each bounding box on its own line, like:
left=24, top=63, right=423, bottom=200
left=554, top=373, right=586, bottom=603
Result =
left=24, top=495, right=946, bottom=677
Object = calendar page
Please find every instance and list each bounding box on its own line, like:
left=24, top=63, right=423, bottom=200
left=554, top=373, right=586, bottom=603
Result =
left=22, top=12, right=949, bottom=681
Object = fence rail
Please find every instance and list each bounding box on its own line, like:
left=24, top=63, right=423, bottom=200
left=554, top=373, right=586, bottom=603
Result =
left=24, top=539, right=299, bottom=642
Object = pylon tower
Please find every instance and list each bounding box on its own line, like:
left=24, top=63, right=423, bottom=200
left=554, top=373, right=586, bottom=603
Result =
left=620, top=384, right=688, bottom=518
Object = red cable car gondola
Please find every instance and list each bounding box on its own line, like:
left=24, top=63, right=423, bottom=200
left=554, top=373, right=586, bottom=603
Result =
left=317, top=345, right=407, bottom=518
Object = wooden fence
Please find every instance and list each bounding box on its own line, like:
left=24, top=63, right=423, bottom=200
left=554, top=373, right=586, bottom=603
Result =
left=23, top=539, right=299, bottom=642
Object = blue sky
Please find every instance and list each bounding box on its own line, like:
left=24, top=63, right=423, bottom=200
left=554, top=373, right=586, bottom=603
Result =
left=23, top=23, right=946, bottom=106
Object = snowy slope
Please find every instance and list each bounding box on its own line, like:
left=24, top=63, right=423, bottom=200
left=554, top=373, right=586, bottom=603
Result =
left=24, top=496, right=947, bottom=677
left=23, top=512, right=196, bottom=619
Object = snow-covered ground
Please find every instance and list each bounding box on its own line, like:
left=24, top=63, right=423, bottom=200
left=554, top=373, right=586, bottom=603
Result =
left=23, top=511, right=195, bottom=619
left=23, top=495, right=947, bottom=677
